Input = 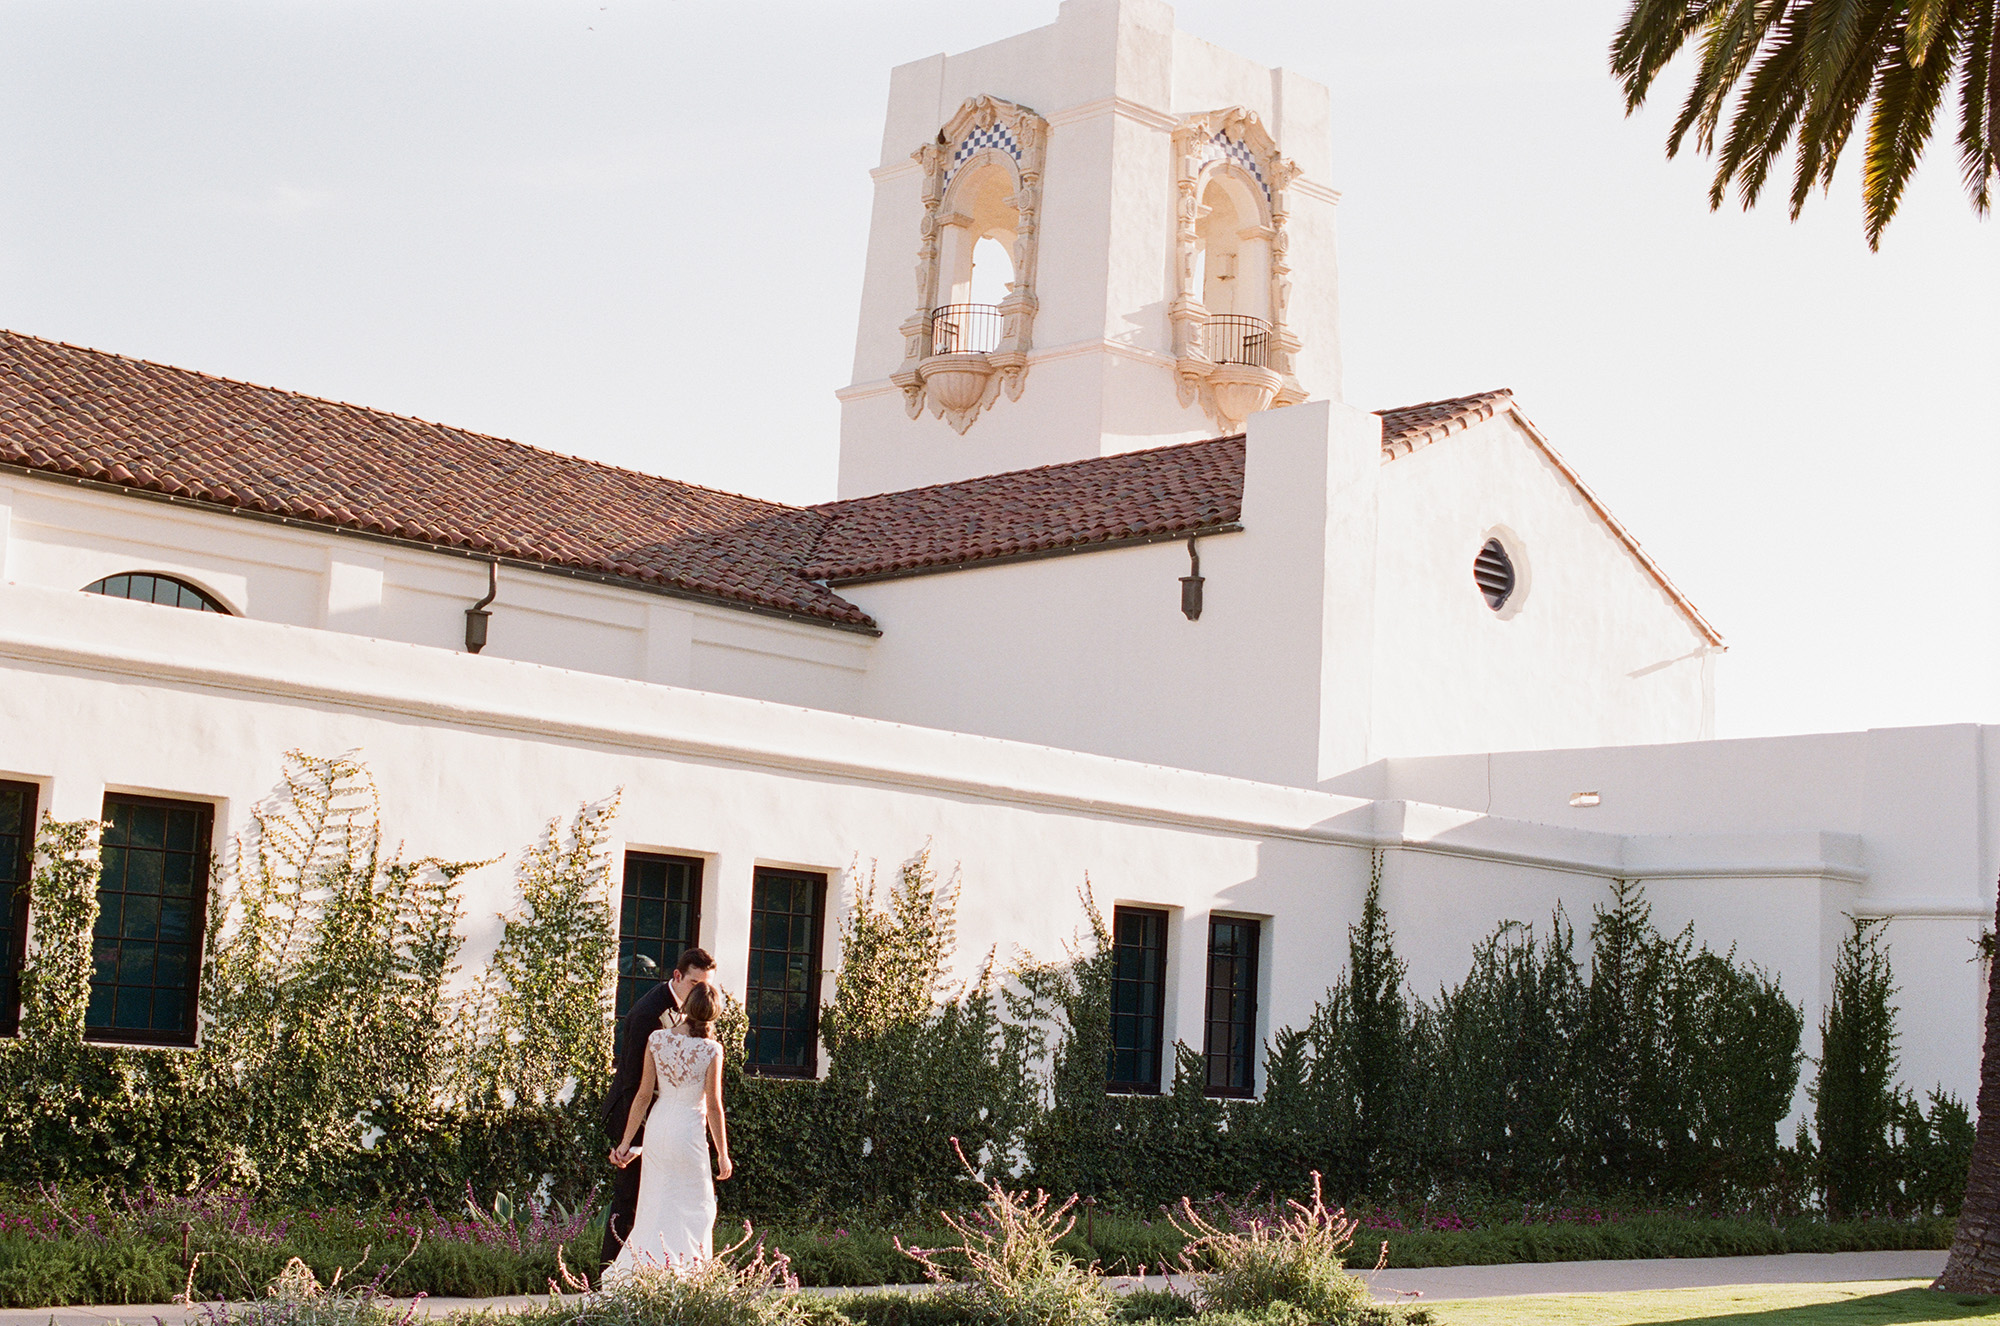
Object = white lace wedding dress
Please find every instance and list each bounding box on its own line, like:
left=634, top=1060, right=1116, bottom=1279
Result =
left=604, top=1029, right=720, bottom=1280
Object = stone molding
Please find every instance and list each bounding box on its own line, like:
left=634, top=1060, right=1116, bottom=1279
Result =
left=837, top=338, right=1180, bottom=403
left=1170, top=107, right=1307, bottom=432
left=893, top=95, right=1050, bottom=434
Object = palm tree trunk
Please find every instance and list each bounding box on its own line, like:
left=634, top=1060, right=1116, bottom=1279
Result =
left=1936, top=876, right=2000, bottom=1291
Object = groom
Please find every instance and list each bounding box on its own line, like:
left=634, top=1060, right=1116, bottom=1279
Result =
left=599, top=945, right=716, bottom=1270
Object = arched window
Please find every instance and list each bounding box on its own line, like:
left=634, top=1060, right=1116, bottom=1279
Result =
left=83, top=573, right=229, bottom=614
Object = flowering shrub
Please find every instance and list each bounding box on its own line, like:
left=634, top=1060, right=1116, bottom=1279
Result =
left=205, top=1255, right=422, bottom=1326
left=1168, top=1173, right=1369, bottom=1322
left=473, top=1224, right=817, bottom=1326
left=898, top=1141, right=1110, bottom=1326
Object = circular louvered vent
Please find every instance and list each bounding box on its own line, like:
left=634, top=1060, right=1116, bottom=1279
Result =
left=1473, top=538, right=1515, bottom=611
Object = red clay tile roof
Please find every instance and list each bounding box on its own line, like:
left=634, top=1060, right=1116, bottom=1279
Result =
left=0, top=330, right=1709, bottom=642
left=1379, top=389, right=1514, bottom=460
left=0, top=329, right=865, bottom=627
left=0, top=330, right=1246, bottom=627
left=806, top=436, right=1246, bottom=582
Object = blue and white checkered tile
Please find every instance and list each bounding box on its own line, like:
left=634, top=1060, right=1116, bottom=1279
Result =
left=1201, top=132, right=1270, bottom=200
left=944, top=123, right=1022, bottom=186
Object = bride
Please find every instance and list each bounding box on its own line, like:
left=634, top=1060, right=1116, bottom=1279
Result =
left=603, top=982, right=733, bottom=1279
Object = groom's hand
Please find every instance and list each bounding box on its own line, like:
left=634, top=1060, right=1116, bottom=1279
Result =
left=610, top=1144, right=635, bottom=1168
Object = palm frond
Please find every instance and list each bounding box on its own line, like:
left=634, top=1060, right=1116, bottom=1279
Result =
left=1959, top=0, right=2000, bottom=209
left=1864, top=2, right=1971, bottom=245
left=1613, top=0, right=1730, bottom=112
left=1675, top=0, right=1793, bottom=154
left=1711, top=12, right=1815, bottom=206
left=1789, top=0, right=1901, bottom=215
left=1613, top=0, right=2000, bottom=242
left=1908, top=0, right=1955, bottom=62
left=1800, top=0, right=1879, bottom=105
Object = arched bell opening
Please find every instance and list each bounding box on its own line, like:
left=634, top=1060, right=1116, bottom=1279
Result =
left=966, top=237, right=1014, bottom=309
left=1194, top=167, right=1275, bottom=368
left=894, top=94, right=1048, bottom=434
left=1170, top=108, right=1304, bottom=434
left=930, top=157, right=1021, bottom=357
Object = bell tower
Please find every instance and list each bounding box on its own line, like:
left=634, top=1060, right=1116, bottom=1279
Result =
left=835, top=0, right=1343, bottom=498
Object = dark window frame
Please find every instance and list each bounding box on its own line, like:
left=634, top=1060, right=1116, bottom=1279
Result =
left=1203, top=914, right=1262, bottom=1098
left=83, top=573, right=231, bottom=614
left=0, top=780, right=39, bottom=1039
left=616, top=851, right=705, bottom=1018
left=742, top=866, right=827, bottom=1079
left=1107, top=905, right=1170, bottom=1095
left=88, top=792, right=213, bottom=1048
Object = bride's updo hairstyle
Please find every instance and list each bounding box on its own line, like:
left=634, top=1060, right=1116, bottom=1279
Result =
left=681, top=982, right=718, bottom=1039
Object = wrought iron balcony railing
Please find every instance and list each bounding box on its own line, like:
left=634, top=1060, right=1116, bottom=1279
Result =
left=927, top=303, right=1004, bottom=356
left=1204, top=314, right=1272, bottom=368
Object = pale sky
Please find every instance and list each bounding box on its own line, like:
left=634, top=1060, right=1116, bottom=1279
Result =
left=1, top=0, right=1994, bottom=743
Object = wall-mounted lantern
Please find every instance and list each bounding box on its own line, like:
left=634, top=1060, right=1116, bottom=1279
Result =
left=1180, top=538, right=1205, bottom=621
left=465, top=559, right=497, bottom=654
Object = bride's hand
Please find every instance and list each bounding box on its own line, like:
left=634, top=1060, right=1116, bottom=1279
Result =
left=715, top=1156, right=733, bottom=1181
left=610, top=1143, right=635, bottom=1168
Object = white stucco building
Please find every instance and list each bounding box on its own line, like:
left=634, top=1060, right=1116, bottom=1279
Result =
left=0, top=0, right=1989, bottom=1113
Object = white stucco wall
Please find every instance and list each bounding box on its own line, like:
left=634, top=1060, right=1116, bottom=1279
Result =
left=0, top=474, right=874, bottom=709
left=1330, top=724, right=2000, bottom=1101
left=843, top=400, right=1379, bottom=787
left=1367, top=411, right=1718, bottom=762
left=0, top=581, right=1978, bottom=1114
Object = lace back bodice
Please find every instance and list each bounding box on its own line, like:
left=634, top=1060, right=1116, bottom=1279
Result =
left=649, top=1029, right=719, bottom=1101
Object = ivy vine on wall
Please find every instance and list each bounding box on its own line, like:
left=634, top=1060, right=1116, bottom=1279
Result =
left=0, top=753, right=620, bottom=1204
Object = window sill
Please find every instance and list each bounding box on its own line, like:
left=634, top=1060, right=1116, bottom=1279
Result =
left=83, top=1033, right=199, bottom=1051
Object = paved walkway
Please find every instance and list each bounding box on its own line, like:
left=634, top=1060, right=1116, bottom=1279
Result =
left=1361, top=1249, right=1947, bottom=1301
left=0, top=1249, right=1949, bottom=1324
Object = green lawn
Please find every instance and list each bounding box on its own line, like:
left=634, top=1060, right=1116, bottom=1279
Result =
left=1423, top=1280, right=2000, bottom=1325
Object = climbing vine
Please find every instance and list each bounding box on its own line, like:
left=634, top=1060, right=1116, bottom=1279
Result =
left=457, top=797, right=622, bottom=1110
left=0, top=752, right=619, bottom=1203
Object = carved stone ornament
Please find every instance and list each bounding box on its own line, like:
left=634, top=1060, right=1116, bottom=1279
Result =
left=891, top=95, right=1049, bottom=434
left=1169, top=108, right=1307, bottom=433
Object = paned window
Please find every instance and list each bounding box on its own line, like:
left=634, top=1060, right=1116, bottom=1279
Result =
left=83, top=573, right=228, bottom=614
left=1107, top=906, right=1168, bottom=1093
left=743, top=868, right=825, bottom=1076
left=617, top=853, right=703, bottom=1017
left=90, top=795, right=211, bottom=1045
left=0, top=781, right=37, bottom=1038
left=1204, top=916, right=1261, bottom=1097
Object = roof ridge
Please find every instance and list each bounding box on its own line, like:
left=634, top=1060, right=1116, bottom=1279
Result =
left=810, top=432, right=1247, bottom=515
left=0, top=327, right=804, bottom=516
left=1377, top=387, right=1513, bottom=416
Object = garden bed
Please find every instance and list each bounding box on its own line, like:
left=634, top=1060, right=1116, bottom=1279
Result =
left=0, top=1192, right=1955, bottom=1309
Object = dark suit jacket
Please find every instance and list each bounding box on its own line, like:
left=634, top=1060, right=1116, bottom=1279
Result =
left=602, top=980, right=683, bottom=1140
